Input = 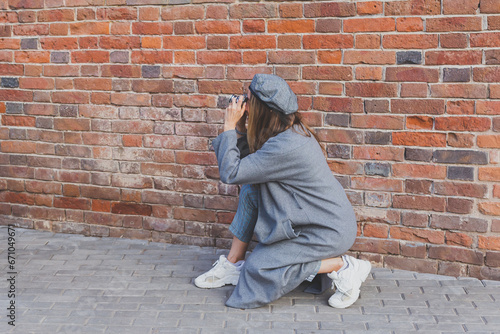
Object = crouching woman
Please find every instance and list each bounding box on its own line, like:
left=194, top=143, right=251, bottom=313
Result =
left=195, top=74, right=371, bottom=309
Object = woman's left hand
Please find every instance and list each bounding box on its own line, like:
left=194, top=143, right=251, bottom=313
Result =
left=224, top=95, right=247, bottom=132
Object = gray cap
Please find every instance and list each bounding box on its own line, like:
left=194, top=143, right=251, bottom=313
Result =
left=249, top=74, right=298, bottom=115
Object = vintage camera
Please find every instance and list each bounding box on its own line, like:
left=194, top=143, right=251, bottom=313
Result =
left=228, top=94, right=248, bottom=104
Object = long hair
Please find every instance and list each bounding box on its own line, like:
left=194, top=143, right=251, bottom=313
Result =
left=246, top=93, right=322, bottom=153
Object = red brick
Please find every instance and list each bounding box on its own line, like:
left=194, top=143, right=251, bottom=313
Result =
left=356, top=1, right=382, bottom=15
left=268, top=51, right=315, bottom=64
left=197, top=51, right=241, bottom=65
left=344, top=18, right=395, bottom=32
left=393, top=164, right=446, bottom=179
left=279, top=3, right=302, bottom=18
left=385, top=0, right=441, bottom=16
left=447, top=197, right=473, bottom=214
left=470, top=32, right=500, bottom=47
left=474, top=67, right=500, bottom=83
left=383, top=34, right=438, bottom=49
left=194, top=21, right=239, bottom=34
left=440, top=33, right=468, bottom=48
left=355, top=34, right=381, bottom=49
left=478, top=202, right=500, bottom=216
left=397, top=17, right=423, bottom=32
left=477, top=101, right=500, bottom=115
left=268, top=19, right=314, bottom=33
left=445, top=231, right=473, bottom=248
left=351, top=237, right=400, bottom=255
left=427, top=17, right=482, bottom=32
left=478, top=236, right=500, bottom=251
left=304, top=2, right=356, bottom=17
left=278, top=35, right=301, bottom=49
left=316, top=50, right=342, bottom=64
left=425, top=51, right=482, bottom=65
left=400, top=83, right=428, bottom=98
left=314, top=97, right=362, bottom=113
left=447, top=132, right=480, bottom=148
left=198, top=80, right=242, bottom=94
left=351, top=177, right=403, bottom=192
left=393, top=132, right=446, bottom=147
left=2, top=115, right=36, bottom=127
left=302, top=66, right=352, bottom=81
left=443, top=0, right=480, bottom=14
left=351, top=115, right=404, bottom=130
left=477, top=135, right=500, bottom=148
left=355, top=66, right=383, bottom=80
left=241, top=19, right=265, bottom=33
left=406, top=116, right=433, bottom=130
left=174, top=207, right=216, bottom=223
left=54, top=197, right=91, bottom=210
left=488, top=16, right=500, bottom=30
left=344, top=51, right=395, bottom=64
left=243, top=51, right=266, bottom=64
left=406, top=179, right=433, bottom=195
left=393, top=195, right=446, bottom=212
left=163, top=36, right=205, bottom=50
left=174, top=94, right=217, bottom=108
left=303, top=34, right=353, bottom=49
left=230, top=35, right=276, bottom=49
left=346, top=82, right=397, bottom=97
left=386, top=67, right=439, bottom=82
left=229, top=3, right=278, bottom=19
left=391, top=226, right=445, bottom=244
left=400, top=243, right=427, bottom=258
left=353, top=146, right=404, bottom=161
left=430, top=84, right=488, bottom=99
left=328, top=161, right=364, bottom=175
left=402, top=212, right=429, bottom=228
left=447, top=100, right=474, bottom=115
left=480, top=0, right=500, bottom=13
left=162, top=5, right=204, bottom=20
left=435, top=117, right=491, bottom=131
left=363, top=223, right=388, bottom=238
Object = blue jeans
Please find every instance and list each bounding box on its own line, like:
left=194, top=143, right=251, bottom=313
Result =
left=229, top=184, right=259, bottom=243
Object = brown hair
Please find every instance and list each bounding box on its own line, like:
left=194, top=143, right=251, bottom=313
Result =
left=246, top=93, right=322, bottom=153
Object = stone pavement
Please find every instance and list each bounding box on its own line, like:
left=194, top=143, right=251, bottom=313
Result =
left=0, top=226, right=499, bottom=334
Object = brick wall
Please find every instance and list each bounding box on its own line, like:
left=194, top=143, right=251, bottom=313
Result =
left=0, top=0, right=499, bottom=280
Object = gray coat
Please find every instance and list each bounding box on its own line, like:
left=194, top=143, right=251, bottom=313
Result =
left=212, top=126, right=358, bottom=309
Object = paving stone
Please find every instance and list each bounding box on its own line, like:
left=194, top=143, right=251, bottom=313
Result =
left=1, top=226, right=499, bottom=333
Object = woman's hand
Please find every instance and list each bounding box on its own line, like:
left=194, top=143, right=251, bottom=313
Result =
left=224, top=95, right=247, bottom=133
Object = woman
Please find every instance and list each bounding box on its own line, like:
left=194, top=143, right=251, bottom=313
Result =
left=194, top=74, right=371, bottom=309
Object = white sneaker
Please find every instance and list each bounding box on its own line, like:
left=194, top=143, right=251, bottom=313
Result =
left=194, top=255, right=243, bottom=289
left=327, top=255, right=372, bottom=308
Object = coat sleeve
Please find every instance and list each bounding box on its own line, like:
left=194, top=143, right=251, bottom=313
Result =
left=212, top=130, right=301, bottom=185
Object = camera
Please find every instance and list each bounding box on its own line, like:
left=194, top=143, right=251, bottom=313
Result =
left=229, top=94, right=248, bottom=104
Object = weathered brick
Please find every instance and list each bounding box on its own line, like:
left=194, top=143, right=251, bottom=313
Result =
left=326, top=144, right=350, bottom=159
left=405, top=179, right=432, bottom=195
left=352, top=176, right=403, bottom=192
left=447, top=166, right=474, bottom=181
left=396, top=51, right=422, bottom=64
left=430, top=214, right=488, bottom=232
left=434, top=182, right=487, bottom=198
left=428, top=245, right=483, bottom=265
left=446, top=197, right=473, bottom=214
left=402, top=212, right=429, bottom=228
left=351, top=237, right=400, bottom=255
left=393, top=163, right=446, bottom=179
left=364, top=162, right=390, bottom=177
left=386, top=67, right=438, bottom=82
left=391, top=99, right=445, bottom=115
left=441, top=33, right=468, bottom=48
left=432, top=149, right=488, bottom=165
left=443, top=68, right=470, bottom=82
left=324, top=114, right=349, bottom=127
left=365, top=132, right=391, bottom=145
left=393, top=195, right=446, bottom=212
left=364, top=100, right=389, bottom=114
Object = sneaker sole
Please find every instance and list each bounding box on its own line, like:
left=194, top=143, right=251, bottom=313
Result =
left=194, top=274, right=239, bottom=289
